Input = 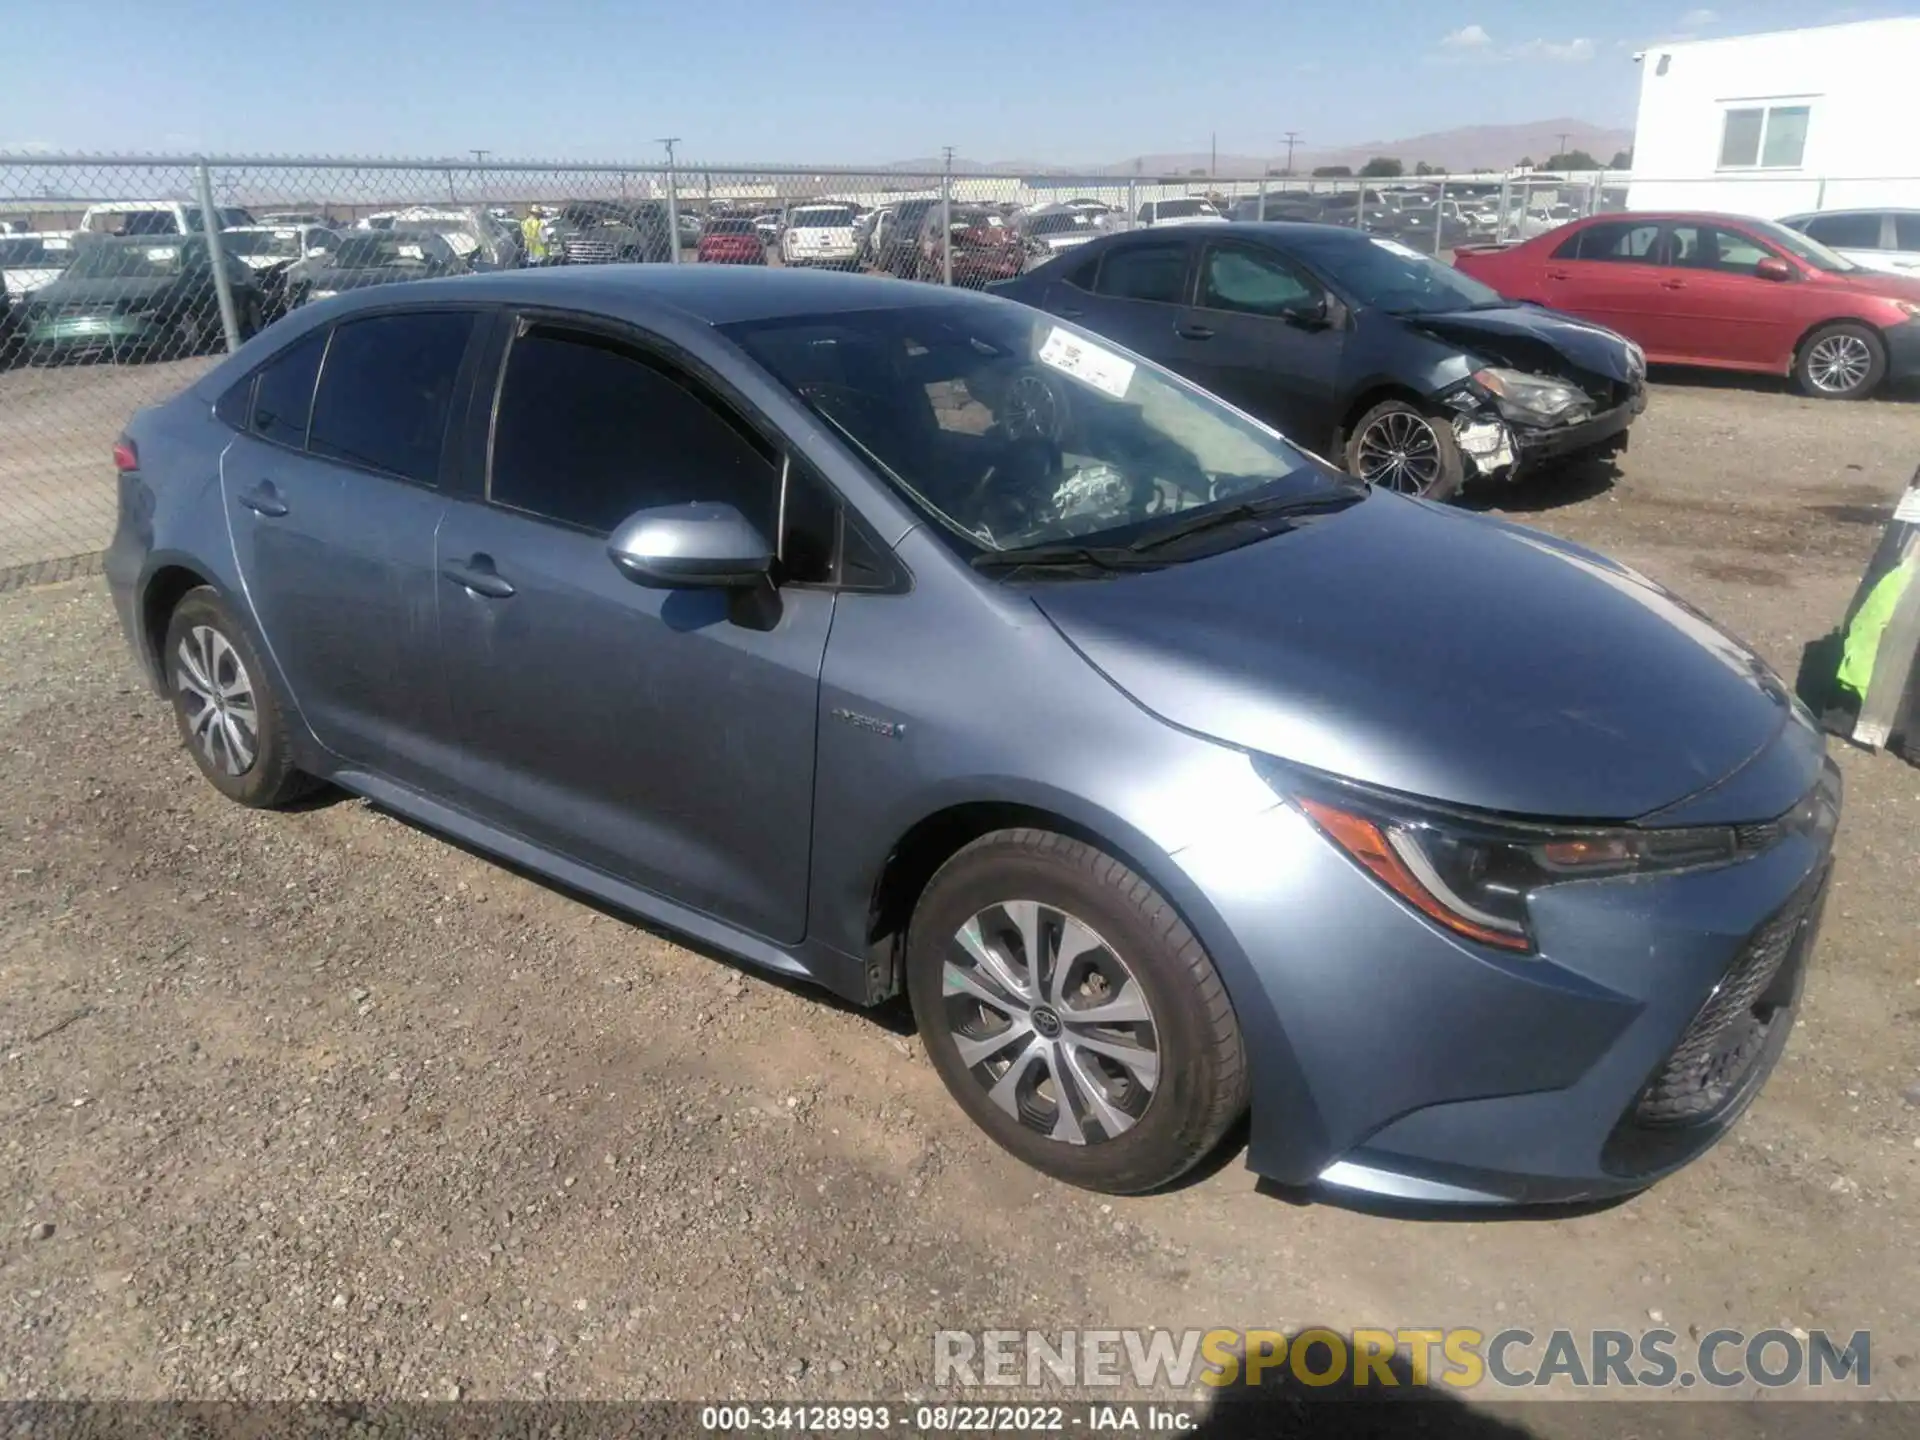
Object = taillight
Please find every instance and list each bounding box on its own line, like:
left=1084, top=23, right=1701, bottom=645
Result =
left=112, top=437, right=139, bottom=472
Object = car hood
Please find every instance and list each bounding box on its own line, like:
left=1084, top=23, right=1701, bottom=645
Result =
left=1030, top=494, right=1795, bottom=822
left=1823, top=267, right=1920, bottom=302
left=28, top=275, right=183, bottom=307
left=1406, top=304, right=1639, bottom=387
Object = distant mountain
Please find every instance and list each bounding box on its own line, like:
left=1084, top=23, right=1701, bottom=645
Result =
left=899, top=119, right=1632, bottom=178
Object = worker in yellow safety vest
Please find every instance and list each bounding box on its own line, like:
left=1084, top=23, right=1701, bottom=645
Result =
left=521, top=210, right=548, bottom=263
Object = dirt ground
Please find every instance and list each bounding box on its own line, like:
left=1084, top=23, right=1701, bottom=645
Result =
left=1, top=373, right=1917, bottom=1431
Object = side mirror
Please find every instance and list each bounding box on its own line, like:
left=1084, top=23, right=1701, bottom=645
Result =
left=607, top=501, right=774, bottom=589
left=1755, top=255, right=1795, bottom=282
left=1284, top=296, right=1332, bottom=330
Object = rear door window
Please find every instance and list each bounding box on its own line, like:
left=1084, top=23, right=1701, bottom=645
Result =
left=1555, top=221, right=1661, bottom=262
left=1897, top=214, right=1920, bottom=252
left=307, top=310, right=474, bottom=484
left=1093, top=242, right=1190, bottom=304
left=251, top=327, right=328, bottom=449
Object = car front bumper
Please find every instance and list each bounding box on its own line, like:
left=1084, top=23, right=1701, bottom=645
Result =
left=1883, top=318, right=1920, bottom=385
left=1174, top=760, right=1839, bottom=1206
left=26, top=313, right=168, bottom=352
left=1455, top=385, right=1648, bottom=482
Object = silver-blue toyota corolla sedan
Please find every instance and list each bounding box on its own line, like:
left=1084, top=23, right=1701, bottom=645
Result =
left=106, top=267, right=1839, bottom=1202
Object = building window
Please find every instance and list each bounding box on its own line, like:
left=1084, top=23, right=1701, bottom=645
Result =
left=1718, top=104, right=1811, bottom=169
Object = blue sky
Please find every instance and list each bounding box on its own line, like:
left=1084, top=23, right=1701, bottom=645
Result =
left=0, top=0, right=1910, bottom=165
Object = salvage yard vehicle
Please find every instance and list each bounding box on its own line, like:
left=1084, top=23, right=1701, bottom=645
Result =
left=221, top=225, right=339, bottom=321
left=289, top=230, right=465, bottom=306
left=1454, top=211, right=1920, bottom=399
left=0, top=232, right=75, bottom=299
left=780, top=205, right=861, bottom=268
left=925, top=206, right=1025, bottom=287
left=545, top=201, right=675, bottom=266
left=77, top=200, right=254, bottom=236
left=20, top=235, right=262, bottom=361
left=1779, top=209, right=1920, bottom=277
left=109, top=266, right=1838, bottom=1202
left=993, top=223, right=1645, bottom=498
left=695, top=218, right=768, bottom=265
left=1135, top=197, right=1226, bottom=228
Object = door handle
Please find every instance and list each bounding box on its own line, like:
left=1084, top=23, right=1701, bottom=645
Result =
left=441, top=556, right=516, bottom=599
left=1660, top=278, right=1687, bottom=290
left=1056, top=306, right=1085, bottom=319
left=238, top=481, right=288, bottom=517
left=1545, top=268, right=1571, bottom=280
left=1175, top=323, right=1215, bottom=341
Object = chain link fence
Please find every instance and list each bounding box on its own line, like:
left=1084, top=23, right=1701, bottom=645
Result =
left=0, top=150, right=1889, bottom=578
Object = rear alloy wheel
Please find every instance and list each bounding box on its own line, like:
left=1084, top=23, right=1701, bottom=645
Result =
left=163, top=586, right=315, bottom=808
left=1345, top=399, right=1465, bottom=500
left=1796, top=322, right=1885, bottom=400
left=907, top=829, right=1247, bottom=1194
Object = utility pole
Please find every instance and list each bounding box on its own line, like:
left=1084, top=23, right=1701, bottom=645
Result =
left=470, top=150, right=489, bottom=206
left=659, top=137, right=682, bottom=264
left=471, top=149, right=489, bottom=166
left=1556, top=132, right=1571, bottom=164
left=1210, top=132, right=1216, bottom=178
left=1283, top=131, right=1301, bottom=177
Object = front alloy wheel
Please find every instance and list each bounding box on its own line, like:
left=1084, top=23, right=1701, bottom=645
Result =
left=945, top=901, right=1160, bottom=1145
left=1796, top=322, right=1885, bottom=400
left=1344, top=398, right=1466, bottom=501
left=908, top=828, right=1247, bottom=1194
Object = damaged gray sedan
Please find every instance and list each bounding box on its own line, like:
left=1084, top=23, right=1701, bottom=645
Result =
left=993, top=221, right=1646, bottom=502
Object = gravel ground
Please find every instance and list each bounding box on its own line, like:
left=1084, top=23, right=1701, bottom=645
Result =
left=1, top=374, right=1918, bottom=1429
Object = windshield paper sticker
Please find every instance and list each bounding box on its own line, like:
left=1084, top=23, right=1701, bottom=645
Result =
left=396, top=244, right=424, bottom=259
left=1039, top=327, right=1135, bottom=400
left=144, top=246, right=179, bottom=262
left=1370, top=237, right=1425, bottom=261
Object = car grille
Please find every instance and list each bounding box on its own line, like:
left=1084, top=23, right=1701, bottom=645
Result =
left=562, top=238, right=617, bottom=263
left=1632, top=873, right=1826, bottom=1127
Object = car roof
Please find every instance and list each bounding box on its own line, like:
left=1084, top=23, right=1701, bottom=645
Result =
left=1780, top=207, right=1920, bottom=219
left=319, top=263, right=999, bottom=327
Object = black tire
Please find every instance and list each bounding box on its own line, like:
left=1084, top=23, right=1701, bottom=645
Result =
left=1794, top=322, right=1885, bottom=400
left=1343, top=398, right=1465, bottom=501
left=906, top=828, right=1247, bottom=1194
left=162, top=586, right=315, bottom=808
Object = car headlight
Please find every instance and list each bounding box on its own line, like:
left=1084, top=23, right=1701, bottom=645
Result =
left=1472, top=366, right=1587, bottom=421
left=1283, top=776, right=1837, bottom=954
left=1623, top=339, right=1647, bottom=377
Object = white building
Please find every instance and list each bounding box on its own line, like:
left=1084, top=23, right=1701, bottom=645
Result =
left=1627, top=18, right=1920, bottom=217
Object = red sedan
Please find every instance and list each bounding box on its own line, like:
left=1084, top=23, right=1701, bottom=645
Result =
left=696, top=218, right=767, bottom=266
left=1454, top=212, right=1920, bottom=399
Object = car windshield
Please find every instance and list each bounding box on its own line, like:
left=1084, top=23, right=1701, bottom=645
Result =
left=1747, top=218, right=1856, bottom=273
left=65, top=240, right=193, bottom=279
left=1026, top=213, right=1090, bottom=237
left=222, top=229, right=305, bottom=258
left=332, top=235, right=439, bottom=269
left=723, top=302, right=1337, bottom=557
left=1156, top=199, right=1216, bottom=218
left=1288, top=231, right=1504, bottom=314
left=791, top=207, right=855, bottom=228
